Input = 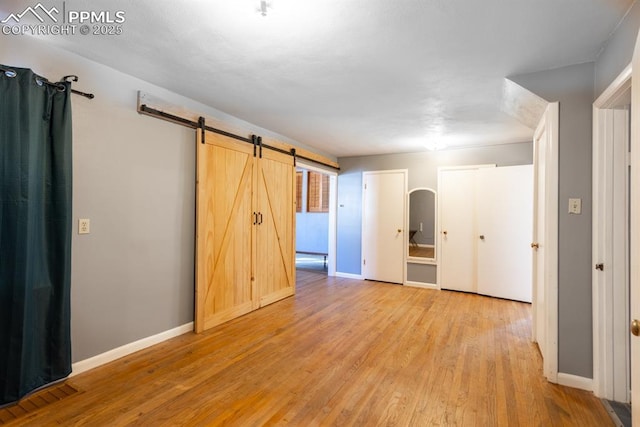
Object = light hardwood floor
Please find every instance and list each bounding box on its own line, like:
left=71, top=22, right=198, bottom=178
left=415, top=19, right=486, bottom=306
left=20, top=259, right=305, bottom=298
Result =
left=408, top=246, right=434, bottom=258
left=3, top=271, right=612, bottom=426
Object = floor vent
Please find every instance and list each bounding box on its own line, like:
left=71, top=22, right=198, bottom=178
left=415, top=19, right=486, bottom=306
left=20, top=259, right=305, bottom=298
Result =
left=0, top=383, right=79, bottom=425
left=602, top=399, right=632, bottom=427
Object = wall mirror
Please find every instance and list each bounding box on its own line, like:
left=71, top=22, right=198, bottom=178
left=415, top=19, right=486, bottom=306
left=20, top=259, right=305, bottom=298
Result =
left=407, top=188, right=436, bottom=263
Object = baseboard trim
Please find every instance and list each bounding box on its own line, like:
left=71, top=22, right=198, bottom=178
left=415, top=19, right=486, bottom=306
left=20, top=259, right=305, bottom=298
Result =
left=71, top=322, right=194, bottom=377
left=557, top=373, right=593, bottom=392
left=335, top=272, right=364, bottom=280
left=404, top=281, right=439, bottom=290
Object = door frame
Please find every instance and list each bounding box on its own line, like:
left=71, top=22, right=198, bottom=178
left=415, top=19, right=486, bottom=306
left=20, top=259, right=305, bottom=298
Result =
left=631, top=31, right=640, bottom=422
left=404, top=187, right=438, bottom=289
left=592, top=63, right=632, bottom=401
left=532, top=102, right=559, bottom=383
left=361, top=169, right=408, bottom=284
left=297, top=160, right=338, bottom=277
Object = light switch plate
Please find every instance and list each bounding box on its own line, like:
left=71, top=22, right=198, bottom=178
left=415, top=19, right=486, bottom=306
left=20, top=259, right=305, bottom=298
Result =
left=568, top=198, right=581, bottom=214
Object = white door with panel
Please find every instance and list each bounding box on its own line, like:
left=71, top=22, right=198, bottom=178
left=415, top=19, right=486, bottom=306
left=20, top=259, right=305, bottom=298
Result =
left=439, top=165, right=533, bottom=302
left=477, top=165, right=533, bottom=302
left=533, top=123, right=548, bottom=359
left=362, top=170, right=406, bottom=284
left=439, top=168, right=478, bottom=293
left=532, top=102, right=559, bottom=382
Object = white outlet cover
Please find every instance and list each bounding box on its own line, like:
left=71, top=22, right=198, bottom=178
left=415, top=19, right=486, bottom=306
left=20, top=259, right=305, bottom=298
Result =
left=568, top=198, right=581, bottom=214
left=78, top=218, right=90, bottom=234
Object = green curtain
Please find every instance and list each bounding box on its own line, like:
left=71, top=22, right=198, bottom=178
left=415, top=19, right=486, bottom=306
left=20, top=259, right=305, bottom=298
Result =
left=0, top=66, right=73, bottom=405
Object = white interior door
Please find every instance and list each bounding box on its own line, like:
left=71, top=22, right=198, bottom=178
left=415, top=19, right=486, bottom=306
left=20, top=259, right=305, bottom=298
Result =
left=532, top=102, right=559, bottom=383
left=476, top=165, right=533, bottom=302
left=533, top=125, right=547, bottom=357
left=592, top=71, right=632, bottom=402
left=439, top=168, right=478, bottom=293
left=629, top=29, right=640, bottom=425
left=362, top=170, right=406, bottom=284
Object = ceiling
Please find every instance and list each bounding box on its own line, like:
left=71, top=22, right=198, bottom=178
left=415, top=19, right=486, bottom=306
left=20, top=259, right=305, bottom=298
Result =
left=2, top=0, right=634, bottom=157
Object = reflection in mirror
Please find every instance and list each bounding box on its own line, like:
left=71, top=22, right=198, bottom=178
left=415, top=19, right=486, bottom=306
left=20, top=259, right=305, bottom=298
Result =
left=408, top=188, right=436, bottom=260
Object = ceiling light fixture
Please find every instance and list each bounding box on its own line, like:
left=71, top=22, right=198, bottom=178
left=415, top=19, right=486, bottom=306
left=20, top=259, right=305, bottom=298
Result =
left=259, top=0, right=269, bottom=16
left=425, top=140, right=446, bottom=151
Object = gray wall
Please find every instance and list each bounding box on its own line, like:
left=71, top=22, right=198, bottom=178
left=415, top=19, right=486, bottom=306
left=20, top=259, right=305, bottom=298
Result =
left=0, top=36, right=322, bottom=363
left=296, top=170, right=329, bottom=253
left=407, top=263, right=437, bottom=284
left=511, top=62, right=595, bottom=379
left=594, top=2, right=640, bottom=97
left=336, top=142, right=533, bottom=275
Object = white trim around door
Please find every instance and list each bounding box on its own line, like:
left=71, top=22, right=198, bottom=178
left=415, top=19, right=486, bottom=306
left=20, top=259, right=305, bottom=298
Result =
left=592, top=64, right=632, bottom=402
left=532, top=102, right=559, bottom=384
left=297, top=161, right=339, bottom=277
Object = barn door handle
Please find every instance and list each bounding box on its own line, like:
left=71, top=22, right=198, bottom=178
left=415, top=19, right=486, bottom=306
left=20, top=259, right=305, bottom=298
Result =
left=253, top=212, right=258, bottom=225
left=258, top=212, right=263, bottom=225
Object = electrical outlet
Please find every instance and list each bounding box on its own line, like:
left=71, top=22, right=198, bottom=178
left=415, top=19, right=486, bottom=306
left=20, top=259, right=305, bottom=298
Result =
left=568, top=198, right=582, bottom=215
left=78, top=218, right=90, bottom=234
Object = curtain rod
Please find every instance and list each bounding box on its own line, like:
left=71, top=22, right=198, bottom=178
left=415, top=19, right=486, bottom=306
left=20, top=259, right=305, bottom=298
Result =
left=139, top=104, right=340, bottom=171
left=0, top=65, right=94, bottom=99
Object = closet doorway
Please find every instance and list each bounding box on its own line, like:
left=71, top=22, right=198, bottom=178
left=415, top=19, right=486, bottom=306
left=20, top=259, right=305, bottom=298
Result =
left=438, top=164, right=533, bottom=302
left=295, top=163, right=337, bottom=276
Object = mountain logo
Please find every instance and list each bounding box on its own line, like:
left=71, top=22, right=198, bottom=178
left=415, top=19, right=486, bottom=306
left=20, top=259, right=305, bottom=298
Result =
left=1, top=3, right=59, bottom=24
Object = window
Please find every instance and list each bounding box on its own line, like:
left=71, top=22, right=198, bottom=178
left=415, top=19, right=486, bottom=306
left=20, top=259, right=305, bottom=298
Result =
left=295, top=171, right=303, bottom=213
left=307, top=171, right=329, bottom=213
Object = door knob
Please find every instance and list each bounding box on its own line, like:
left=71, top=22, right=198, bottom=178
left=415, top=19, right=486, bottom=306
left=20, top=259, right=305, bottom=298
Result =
left=531, top=243, right=539, bottom=249
left=632, top=319, right=640, bottom=337
left=397, top=229, right=402, bottom=233
left=595, top=263, right=604, bottom=271
left=443, top=230, right=448, bottom=236
left=479, top=235, right=485, bottom=240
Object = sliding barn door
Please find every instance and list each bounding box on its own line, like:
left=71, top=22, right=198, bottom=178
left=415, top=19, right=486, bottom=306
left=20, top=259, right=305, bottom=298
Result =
left=255, top=149, right=296, bottom=306
left=195, top=131, right=255, bottom=333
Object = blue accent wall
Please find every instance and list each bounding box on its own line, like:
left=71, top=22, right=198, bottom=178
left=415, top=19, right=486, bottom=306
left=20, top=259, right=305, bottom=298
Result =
left=296, top=212, right=329, bottom=252
left=296, top=170, right=329, bottom=253
left=336, top=171, right=362, bottom=274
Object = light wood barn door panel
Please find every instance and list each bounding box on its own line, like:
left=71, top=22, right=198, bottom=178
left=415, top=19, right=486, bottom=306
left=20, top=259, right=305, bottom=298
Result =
left=195, top=131, right=255, bottom=332
left=256, top=149, right=296, bottom=306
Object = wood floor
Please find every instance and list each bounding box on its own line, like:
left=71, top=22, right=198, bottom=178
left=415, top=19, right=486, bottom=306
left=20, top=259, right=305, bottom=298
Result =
left=408, top=246, right=434, bottom=258
left=4, top=271, right=612, bottom=426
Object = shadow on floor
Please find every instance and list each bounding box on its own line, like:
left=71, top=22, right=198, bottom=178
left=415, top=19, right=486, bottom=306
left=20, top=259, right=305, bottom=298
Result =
left=295, top=253, right=327, bottom=273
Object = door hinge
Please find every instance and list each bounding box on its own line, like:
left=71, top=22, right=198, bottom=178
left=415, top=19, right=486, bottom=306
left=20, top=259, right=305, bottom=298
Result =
left=364, top=183, right=367, bottom=190
left=627, top=151, right=632, bottom=167
left=363, top=259, right=366, bottom=265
